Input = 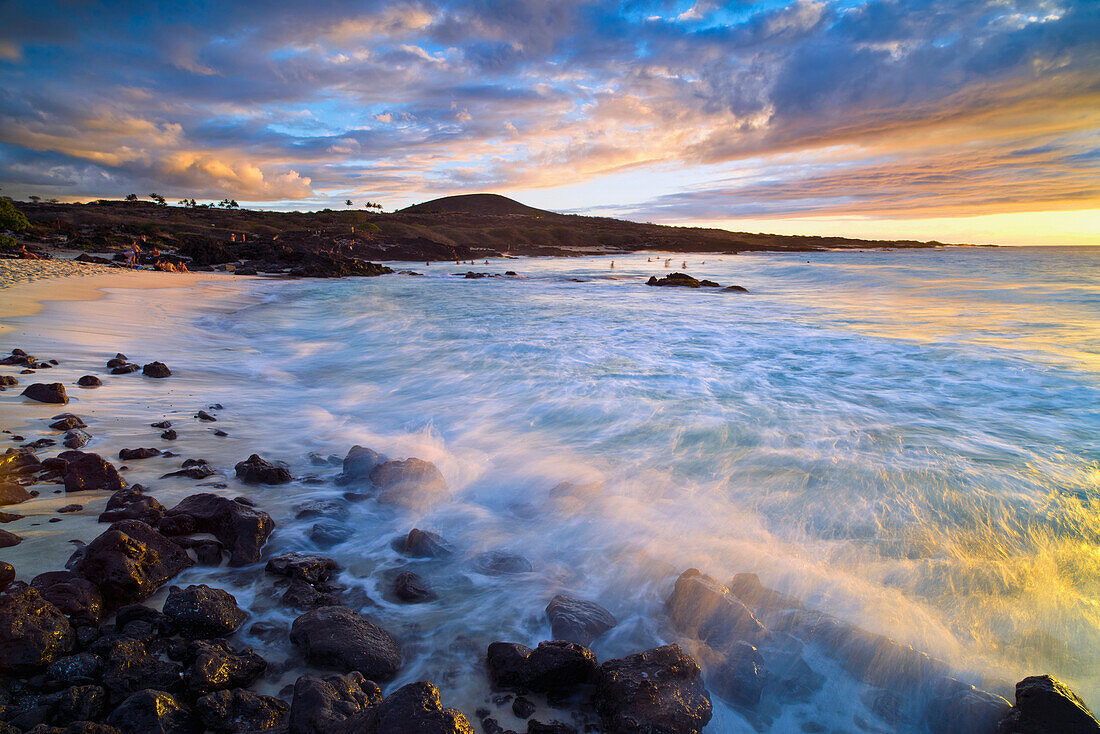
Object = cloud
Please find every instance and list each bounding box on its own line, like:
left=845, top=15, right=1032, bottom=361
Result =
left=0, top=0, right=1094, bottom=226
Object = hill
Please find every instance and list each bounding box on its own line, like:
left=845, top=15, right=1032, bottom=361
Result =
left=3, top=196, right=955, bottom=275
left=400, top=193, right=549, bottom=217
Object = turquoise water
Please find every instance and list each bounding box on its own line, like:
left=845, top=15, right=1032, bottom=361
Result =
left=3, top=246, right=1098, bottom=731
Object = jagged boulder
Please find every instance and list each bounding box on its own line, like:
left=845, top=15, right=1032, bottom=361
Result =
left=486, top=640, right=598, bottom=691
left=334, top=682, right=472, bottom=734
left=195, top=689, right=289, bottom=732
left=106, top=690, right=200, bottom=734
left=71, top=520, right=194, bottom=607
left=996, top=674, right=1099, bottom=733
left=162, top=584, right=247, bottom=638
left=594, top=644, right=712, bottom=734
left=266, top=552, right=339, bottom=586
left=234, top=454, right=292, bottom=484
left=59, top=451, right=124, bottom=493
left=98, top=487, right=165, bottom=525
left=335, top=445, right=388, bottom=486
left=162, top=493, right=274, bottom=566
left=31, top=571, right=104, bottom=627
left=666, top=569, right=768, bottom=647
left=289, top=671, right=382, bottom=734
left=184, top=639, right=267, bottom=696
left=0, top=586, right=74, bottom=674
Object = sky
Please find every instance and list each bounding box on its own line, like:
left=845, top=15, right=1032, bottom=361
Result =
left=0, top=0, right=1097, bottom=245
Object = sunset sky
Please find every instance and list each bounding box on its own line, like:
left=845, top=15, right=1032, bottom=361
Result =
left=1, top=1, right=1097, bottom=244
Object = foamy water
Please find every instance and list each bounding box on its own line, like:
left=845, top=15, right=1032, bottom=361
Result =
left=1, top=247, right=1098, bottom=732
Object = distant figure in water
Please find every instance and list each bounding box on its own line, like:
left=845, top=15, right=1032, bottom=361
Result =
left=682, top=261, right=686, bottom=268
left=426, top=261, right=431, bottom=266
left=610, top=261, right=614, bottom=269
left=485, top=260, right=489, bottom=265
left=647, top=257, right=652, bottom=262
left=664, top=258, right=671, bottom=267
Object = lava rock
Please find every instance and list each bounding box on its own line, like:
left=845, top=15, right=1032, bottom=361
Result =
left=712, top=641, right=767, bottom=707
left=545, top=595, right=618, bottom=647
left=162, top=584, right=247, bottom=638
left=195, top=688, right=289, bottom=732
left=162, top=493, right=274, bottom=566
left=160, top=429, right=177, bottom=441
left=98, top=487, right=165, bottom=525
left=666, top=569, right=768, bottom=646
left=393, top=528, right=454, bottom=558
left=0, top=375, right=17, bottom=386
left=76, top=376, right=102, bottom=388
left=513, top=697, right=536, bottom=719
left=58, top=503, right=83, bottom=513
left=289, top=671, right=383, bottom=734
left=117, top=448, right=160, bottom=460
left=106, top=689, right=200, bottom=734
left=160, top=465, right=216, bottom=480
left=110, top=363, right=140, bottom=375
left=295, top=499, right=350, bottom=521
left=141, top=362, right=171, bottom=378
left=234, top=454, right=292, bottom=484
left=309, top=519, right=352, bottom=547
left=185, top=639, right=267, bottom=696
left=594, top=644, right=712, bottom=734
left=59, top=451, right=124, bottom=493
left=0, top=561, right=14, bottom=590
left=334, top=681, right=472, bottom=734
left=645, top=273, right=721, bottom=288
left=0, top=586, right=74, bottom=674
left=101, top=638, right=184, bottom=697
left=196, top=410, right=217, bottom=422
left=334, top=445, right=388, bottom=486
left=150, top=421, right=171, bottom=429
left=31, top=571, right=104, bottom=626
left=368, top=458, right=449, bottom=511
left=50, top=415, right=86, bottom=431
left=281, top=579, right=343, bottom=610
left=0, top=481, right=32, bottom=505
left=393, top=571, right=435, bottom=603
left=22, top=383, right=69, bottom=404
left=290, top=605, right=402, bottom=680
left=45, top=652, right=103, bottom=687
left=71, top=520, right=194, bottom=607
left=996, top=674, right=1099, bottom=733
left=63, top=429, right=93, bottom=449
left=266, top=553, right=339, bottom=586
left=486, top=641, right=598, bottom=692
left=0, top=528, right=23, bottom=547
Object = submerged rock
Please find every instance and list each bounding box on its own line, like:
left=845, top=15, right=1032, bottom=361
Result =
left=473, top=550, right=533, bottom=575
left=72, top=519, right=194, bottom=607
left=923, top=677, right=1011, bottom=734
left=77, top=375, right=102, bottom=387
left=368, top=457, right=449, bottom=510
left=545, top=595, right=618, bottom=646
left=594, top=644, right=712, bottom=734
left=289, top=671, right=382, bottom=734
left=162, top=493, right=274, bottom=566
left=22, top=383, right=69, bottom=403
left=63, top=429, right=93, bottom=449
left=711, top=641, right=766, bottom=707
left=162, top=584, right=248, bottom=638
left=335, top=445, right=388, bottom=486
left=333, top=681, right=472, bottom=734
left=996, top=674, right=1099, bottom=733
left=234, top=454, right=292, bottom=484
left=0, top=586, right=74, bottom=674
left=118, top=447, right=160, bottom=460
left=51, top=415, right=87, bottom=431
left=290, top=605, right=402, bottom=680
left=266, top=553, right=339, bottom=586
left=645, top=273, right=720, bottom=288
left=393, top=528, right=454, bottom=558
left=666, top=569, right=768, bottom=647
left=393, top=571, right=435, bottom=603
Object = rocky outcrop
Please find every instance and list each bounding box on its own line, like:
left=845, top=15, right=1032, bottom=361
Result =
left=594, top=644, right=712, bottom=734
left=0, top=586, right=74, bottom=674
left=289, top=605, right=402, bottom=680
left=334, top=681, right=472, bottom=734
left=289, top=671, right=382, bottom=734
left=21, top=382, right=69, bottom=403
left=162, top=584, right=248, bottom=638
left=646, top=272, right=719, bottom=288
left=71, top=520, right=194, bottom=607
left=996, top=675, right=1099, bottom=733
left=545, top=595, right=617, bottom=646
left=162, top=493, right=274, bottom=566
left=234, top=454, right=292, bottom=484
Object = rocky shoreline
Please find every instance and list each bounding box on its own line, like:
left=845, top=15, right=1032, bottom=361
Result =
left=1, top=343, right=1097, bottom=734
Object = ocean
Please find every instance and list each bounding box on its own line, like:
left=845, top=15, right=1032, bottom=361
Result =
left=2, top=246, right=1098, bottom=732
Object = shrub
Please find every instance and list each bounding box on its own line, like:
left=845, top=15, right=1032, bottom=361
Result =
left=0, top=198, right=29, bottom=232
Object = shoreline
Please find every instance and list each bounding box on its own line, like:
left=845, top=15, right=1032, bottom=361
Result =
left=0, top=258, right=1094, bottom=734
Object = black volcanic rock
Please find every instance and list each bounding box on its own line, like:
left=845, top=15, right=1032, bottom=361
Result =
left=0, top=481, right=32, bottom=505
left=31, top=570, right=104, bottom=626
left=545, top=595, right=618, bottom=647
left=118, top=447, right=160, bottom=460
left=666, top=568, right=768, bottom=646
left=0, top=585, right=74, bottom=674
left=333, top=681, right=472, bottom=734
left=266, top=552, right=339, bottom=585
left=367, top=457, right=448, bottom=510
left=59, top=450, right=124, bottom=493
left=289, top=671, right=382, bottom=734
left=107, top=689, right=200, bottom=733
left=162, top=493, right=274, bottom=566
left=393, top=528, right=453, bottom=558
left=335, top=445, right=388, bottom=486
left=594, top=644, right=712, bottom=734
left=486, top=640, right=598, bottom=692
left=163, top=584, right=248, bottom=638
left=72, top=520, right=194, bottom=607
left=195, top=688, right=289, bottom=732
left=77, top=375, right=103, bottom=387
left=141, top=362, right=171, bottom=378
left=185, top=639, right=267, bottom=696
left=64, top=429, right=93, bottom=449
left=22, top=382, right=68, bottom=403
left=996, top=674, right=1099, bottom=733
left=99, top=486, right=166, bottom=525
left=234, top=453, right=292, bottom=484
left=51, top=415, right=86, bottom=430
left=290, top=605, right=402, bottom=680
left=646, top=272, right=720, bottom=288
left=392, top=571, right=435, bottom=603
